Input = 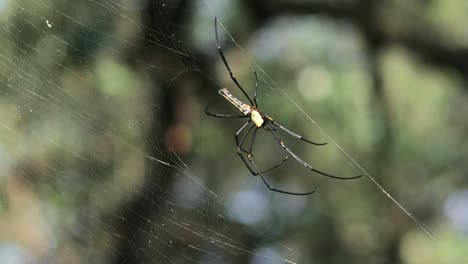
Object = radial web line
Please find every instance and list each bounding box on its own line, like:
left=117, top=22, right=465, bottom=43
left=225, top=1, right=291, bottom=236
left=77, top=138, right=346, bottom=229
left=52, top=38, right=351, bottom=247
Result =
left=201, top=1, right=435, bottom=240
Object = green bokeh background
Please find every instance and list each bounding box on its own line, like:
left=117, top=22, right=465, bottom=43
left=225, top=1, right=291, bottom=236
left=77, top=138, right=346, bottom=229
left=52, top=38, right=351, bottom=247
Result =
left=0, top=0, right=467, bottom=263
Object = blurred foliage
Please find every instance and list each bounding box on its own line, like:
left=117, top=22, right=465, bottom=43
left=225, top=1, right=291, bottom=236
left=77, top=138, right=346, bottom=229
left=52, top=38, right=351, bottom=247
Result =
left=0, top=0, right=467, bottom=263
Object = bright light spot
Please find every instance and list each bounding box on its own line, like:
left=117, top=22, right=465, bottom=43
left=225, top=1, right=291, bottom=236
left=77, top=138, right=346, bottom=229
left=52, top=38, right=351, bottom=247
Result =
left=272, top=193, right=306, bottom=218
left=225, top=190, right=271, bottom=225
left=173, top=177, right=204, bottom=206
left=0, top=0, right=6, bottom=12
left=46, top=20, right=52, bottom=28
left=0, top=243, right=29, bottom=264
left=250, top=246, right=283, bottom=264
left=400, top=230, right=437, bottom=264
left=250, top=30, right=284, bottom=61
left=297, top=65, right=332, bottom=101
left=444, top=190, right=468, bottom=234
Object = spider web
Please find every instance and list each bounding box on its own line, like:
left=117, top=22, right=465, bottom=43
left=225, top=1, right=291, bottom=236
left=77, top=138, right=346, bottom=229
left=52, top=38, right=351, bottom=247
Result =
left=211, top=14, right=435, bottom=239
left=1, top=0, right=464, bottom=263
left=0, top=1, right=308, bottom=263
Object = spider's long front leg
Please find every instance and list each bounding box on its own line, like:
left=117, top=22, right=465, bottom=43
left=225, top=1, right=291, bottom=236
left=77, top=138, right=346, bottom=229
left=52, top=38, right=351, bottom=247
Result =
left=253, top=71, right=259, bottom=108
left=266, top=121, right=362, bottom=180
left=214, top=17, right=255, bottom=106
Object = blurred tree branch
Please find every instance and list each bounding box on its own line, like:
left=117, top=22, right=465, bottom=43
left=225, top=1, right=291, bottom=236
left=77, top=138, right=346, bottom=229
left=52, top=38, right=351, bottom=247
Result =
left=240, top=1, right=463, bottom=261
left=245, top=0, right=468, bottom=79
left=110, top=0, right=193, bottom=263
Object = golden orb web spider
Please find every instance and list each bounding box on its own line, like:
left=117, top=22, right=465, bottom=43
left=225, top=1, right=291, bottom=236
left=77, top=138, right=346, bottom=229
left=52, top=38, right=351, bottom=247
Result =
left=205, top=18, right=362, bottom=195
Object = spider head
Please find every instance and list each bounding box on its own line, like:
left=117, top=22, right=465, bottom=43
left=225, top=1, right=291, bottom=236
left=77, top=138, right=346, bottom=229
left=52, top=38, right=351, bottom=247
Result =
left=251, top=110, right=264, bottom=127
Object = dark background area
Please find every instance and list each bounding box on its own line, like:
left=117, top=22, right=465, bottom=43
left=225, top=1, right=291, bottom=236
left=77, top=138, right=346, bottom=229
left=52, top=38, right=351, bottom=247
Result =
left=0, top=0, right=467, bottom=263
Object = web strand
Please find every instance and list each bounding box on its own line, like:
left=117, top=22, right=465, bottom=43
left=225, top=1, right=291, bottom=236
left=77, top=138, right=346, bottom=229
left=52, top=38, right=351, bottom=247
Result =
left=202, top=0, right=435, bottom=240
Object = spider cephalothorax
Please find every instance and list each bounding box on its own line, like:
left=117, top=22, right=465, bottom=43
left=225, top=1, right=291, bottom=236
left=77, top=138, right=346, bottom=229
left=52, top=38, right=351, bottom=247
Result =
left=206, top=18, right=362, bottom=195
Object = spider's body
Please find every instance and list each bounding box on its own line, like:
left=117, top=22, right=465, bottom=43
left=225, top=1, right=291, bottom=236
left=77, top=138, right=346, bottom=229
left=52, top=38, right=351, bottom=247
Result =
left=218, top=88, right=265, bottom=127
left=205, top=18, right=362, bottom=195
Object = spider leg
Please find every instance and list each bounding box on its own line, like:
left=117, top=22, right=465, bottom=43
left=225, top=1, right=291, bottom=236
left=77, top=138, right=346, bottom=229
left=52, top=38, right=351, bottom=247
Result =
left=235, top=122, right=309, bottom=195
left=246, top=127, right=290, bottom=171
left=238, top=153, right=288, bottom=176
left=235, top=121, right=254, bottom=153
left=266, top=121, right=362, bottom=180
left=259, top=173, right=315, bottom=195
left=205, top=105, right=249, bottom=118
left=248, top=156, right=315, bottom=195
left=235, top=122, right=289, bottom=175
left=214, top=17, right=255, bottom=106
left=247, top=124, right=258, bottom=153
left=253, top=71, right=259, bottom=108
left=270, top=120, right=327, bottom=146
left=263, top=126, right=278, bottom=131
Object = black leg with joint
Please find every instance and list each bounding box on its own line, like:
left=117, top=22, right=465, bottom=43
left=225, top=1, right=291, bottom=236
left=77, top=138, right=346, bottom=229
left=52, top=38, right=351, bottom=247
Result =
left=269, top=120, right=327, bottom=146
left=266, top=121, right=362, bottom=180
left=214, top=17, right=255, bottom=106
left=205, top=105, right=249, bottom=118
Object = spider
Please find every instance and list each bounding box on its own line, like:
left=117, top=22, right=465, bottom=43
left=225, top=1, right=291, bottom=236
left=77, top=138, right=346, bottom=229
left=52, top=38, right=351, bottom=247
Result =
left=205, top=18, right=362, bottom=195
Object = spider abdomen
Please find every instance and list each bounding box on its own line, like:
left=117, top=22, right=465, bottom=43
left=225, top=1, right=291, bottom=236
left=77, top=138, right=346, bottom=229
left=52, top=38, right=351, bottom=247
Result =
left=218, top=88, right=251, bottom=116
